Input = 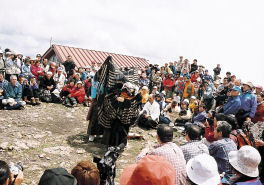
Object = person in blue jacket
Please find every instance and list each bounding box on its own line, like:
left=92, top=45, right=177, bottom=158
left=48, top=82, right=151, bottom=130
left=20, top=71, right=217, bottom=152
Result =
left=236, top=82, right=257, bottom=127
left=223, top=86, right=241, bottom=115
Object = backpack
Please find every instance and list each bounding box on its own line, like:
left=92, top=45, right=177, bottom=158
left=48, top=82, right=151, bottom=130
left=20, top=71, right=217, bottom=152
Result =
left=231, top=129, right=255, bottom=149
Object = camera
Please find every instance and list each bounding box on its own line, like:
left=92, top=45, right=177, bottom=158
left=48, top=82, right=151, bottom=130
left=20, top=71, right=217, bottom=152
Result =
left=93, top=143, right=125, bottom=185
left=9, top=162, right=23, bottom=178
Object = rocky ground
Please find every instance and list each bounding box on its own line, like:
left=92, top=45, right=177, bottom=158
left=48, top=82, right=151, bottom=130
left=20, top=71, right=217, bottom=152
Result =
left=0, top=103, right=186, bottom=185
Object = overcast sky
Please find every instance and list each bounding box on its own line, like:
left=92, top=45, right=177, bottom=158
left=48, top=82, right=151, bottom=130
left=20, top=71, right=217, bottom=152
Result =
left=0, top=0, right=263, bottom=85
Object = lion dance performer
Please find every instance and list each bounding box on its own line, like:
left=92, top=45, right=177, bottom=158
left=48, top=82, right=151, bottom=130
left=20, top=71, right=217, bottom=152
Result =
left=87, top=56, right=142, bottom=146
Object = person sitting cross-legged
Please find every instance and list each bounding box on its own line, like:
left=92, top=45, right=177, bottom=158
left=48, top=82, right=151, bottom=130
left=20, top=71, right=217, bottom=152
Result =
left=2, top=75, right=26, bottom=110
left=138, top=94, right=160, bottom=129
left=136, top=124, right=187, bottom=185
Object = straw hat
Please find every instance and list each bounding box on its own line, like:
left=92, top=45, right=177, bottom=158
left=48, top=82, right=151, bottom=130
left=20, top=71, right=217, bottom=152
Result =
left=229, top=145, right=261, bottom=177
left=186, top=154, right=220, bottom=185
left=243, top=82, right=254, bottom=89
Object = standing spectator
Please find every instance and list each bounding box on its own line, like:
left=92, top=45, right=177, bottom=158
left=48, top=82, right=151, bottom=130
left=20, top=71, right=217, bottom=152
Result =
left=191, top=70, right=200, bottom=83
left=78, top=67, right=87, bottom=81
left=213, top=64, right=221, bottom=80
left=152, top=71, right=162, bottom=92
left=148, top=69, right=156, bottom=91
left=190, top=59, right=198, bottom=74
left=182, top=76, right=194, bottom=99
left=169, top=62, right=176, bottom=74
left=2, top=75, right=25, bottom=109
left=252, top=93, right=264, bottom=123
left=5, top=52, right=20, bottom=81
left=202, top=69, right=213, bottom=82
left=209, top=121, right=237, bottom=176
left=139, top=73, right=150, bottom=88
left=202, top=82, right=214, bottom=111
left=181, top=59, right=191, bottom=74
left=0, top=49, right=5, bottom=75
left=163, top=72, right=175, bottom=99
left=136, top=124, right=186, bottom=185
left=63, top=55, right=76, bottom=79
left=223, top=86, right=241, bottom=115
left=181, top=125, right=209, bottom=162
left=236, top=82, right=257, bottom=127
left=226, top=72, right=232, bottom=82
left=21, top=59, right=32, bottom=78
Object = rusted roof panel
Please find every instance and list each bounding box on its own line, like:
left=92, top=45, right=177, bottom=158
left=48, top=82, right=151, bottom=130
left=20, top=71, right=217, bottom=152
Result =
left=42, top=44, right=149, bottom=68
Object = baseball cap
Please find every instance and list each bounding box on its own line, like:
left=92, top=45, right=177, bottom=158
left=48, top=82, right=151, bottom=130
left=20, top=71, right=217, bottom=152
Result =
left=232, top=86, right=241, bottom=93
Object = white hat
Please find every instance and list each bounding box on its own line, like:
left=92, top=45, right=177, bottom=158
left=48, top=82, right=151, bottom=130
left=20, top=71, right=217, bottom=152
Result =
left=46, top=71, right=52, bottom=75
left=190, top=96, right=196, bottom=100
left=153, top=86, right=157, bottom=89
left=76, top=81, right=83, bottom=85
left=229, top=145, right=261, bottom=177
left=0, top=49, right=3, bottom=54
left=173, top=96, right=181, bottom=103
left=75, top=73, right=80, bottom=76
left=142, top=86, right=148, bottom=90
left=168, top=71, right=173, bottom=75
left=58, top=67, right=63, bottom=71
left=183, top=99, right=189, bottom=104
left=187, top=154, right=220, bottom=185
left=243, top=81, right=254, bottom=89
left=161, top=90, right=166, bottom=95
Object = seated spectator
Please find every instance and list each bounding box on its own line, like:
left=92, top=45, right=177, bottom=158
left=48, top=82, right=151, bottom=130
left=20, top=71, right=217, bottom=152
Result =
left=161, top=98, right=180, bottom=125
left=252, top=93, right=264, bottom=123
left=151, top=86, right=159, bottom=95
left=60, top=79, right=76, bottom=101
left=0, top=160, right=23, bottom=185
left=0, top=73, right=8, bottom=107
left=182, top=76, right=194, bottom=99
left=71, top=161, right=100, bottom=185
left=186, top=154, right=220, bottom=185
left=189, top=96, right=198, bottom=113
left=39, top=72, right=56, bottom=103
left=223, top=86, right=241, bottom=115
left=209, top=121, right=237, bottom=177
left=193, top=104, right=207, bottom=123
left=2, top=75, right=26, bottom=110
left=53, top=67, right=66, bottom=91
left=155, top=93, right=166, bottom=112
left=65, top=81, right=86, bottom=107
left=78, top=67, right=87, bottom=81
left=49, top=61, right=57, bottom=76
left=136, top=124, right=186, bottom=185
left=139, top=73, right=150, bottom=88
left=38, top=168, right=77, bottom=185
left=228, top=146, right=262, bottom=185
left=138, top=94, right=160, bottom=129
left=83, top=77, right=92, bottom=98
left=175, top=100, right=192, bottom=126
left=140, top=86, right=149, bottom=104
left=31, top=60, right=44, bottom=81
left=121, top=155, right=175, bottom=185
left=28, top=76, right=40, bottom=105
left=181, top=125, right=209, bottom=162
left=202, top=82, right=214, bottom=111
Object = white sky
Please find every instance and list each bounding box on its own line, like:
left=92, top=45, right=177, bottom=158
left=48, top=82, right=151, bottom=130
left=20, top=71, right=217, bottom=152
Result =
left=0, top=0, right=263, bottom=86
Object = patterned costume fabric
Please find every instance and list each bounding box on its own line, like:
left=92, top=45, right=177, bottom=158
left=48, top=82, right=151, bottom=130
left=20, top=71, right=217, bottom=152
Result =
left=95, top=56, right=141, bottom=128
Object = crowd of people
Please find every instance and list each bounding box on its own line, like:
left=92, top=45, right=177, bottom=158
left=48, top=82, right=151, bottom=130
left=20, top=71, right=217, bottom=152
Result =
left=0, top=47, right=264, bottom=185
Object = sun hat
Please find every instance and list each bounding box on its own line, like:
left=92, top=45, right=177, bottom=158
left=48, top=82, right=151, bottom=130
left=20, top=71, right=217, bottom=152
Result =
left=186, top=154, right=220, bottom=185
left=255, top=85, right=263, bottom=91
left=120, top=155, right=175, bottom=185
left=183, top=99, right=189, bottom=105
left=243, top=82, right=254, bottom=89
left=142, top=86, right=148, bottom=90
left=229, top=145, right=261, bottom=177
left=161, top=90, right=166, bottom=95
left=190, top=96, right=196, bottom=100
left=153, top=86, right=157, bottom=89
left=38, top=168, right=77, bottom=185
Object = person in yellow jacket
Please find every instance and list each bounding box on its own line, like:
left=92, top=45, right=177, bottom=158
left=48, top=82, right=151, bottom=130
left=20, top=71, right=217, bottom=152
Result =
left=182, top=76, right=194, bottom=99
left=141, top=86, right=149, bottom=104
left=189, top=96, right=199, bottom=113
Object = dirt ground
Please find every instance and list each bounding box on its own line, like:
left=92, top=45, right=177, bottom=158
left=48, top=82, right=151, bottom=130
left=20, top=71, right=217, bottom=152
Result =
left=0, top=103, right=186, bottom=185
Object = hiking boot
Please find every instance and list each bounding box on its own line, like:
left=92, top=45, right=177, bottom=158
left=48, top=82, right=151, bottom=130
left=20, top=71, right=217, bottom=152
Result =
left=35, top=98, right=41, bottom=105
left=31, top=98, right=36, bottom=105
left=65, top=98, right=72, bottom=107
left=70, top=98, right=78, bottom=107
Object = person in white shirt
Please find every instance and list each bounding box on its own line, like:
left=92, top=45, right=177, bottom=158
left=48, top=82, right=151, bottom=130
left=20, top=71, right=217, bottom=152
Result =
left=138, top=94, right=160, bottom=129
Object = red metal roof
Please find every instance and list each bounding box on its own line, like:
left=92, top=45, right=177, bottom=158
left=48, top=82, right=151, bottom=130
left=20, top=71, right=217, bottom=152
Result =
left=42, top=44, right=149, bottom=68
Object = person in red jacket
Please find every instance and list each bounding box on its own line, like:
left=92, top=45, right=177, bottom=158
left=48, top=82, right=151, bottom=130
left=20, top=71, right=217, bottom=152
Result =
left=31, top=60, right=44, bottom=81
left=253, top=94, right=264, bottom=123
left=163, top=72, right=175, bottom=98
left=65, top=81, right=86, bottom=107
left=191, top=70, right=200, bottom=83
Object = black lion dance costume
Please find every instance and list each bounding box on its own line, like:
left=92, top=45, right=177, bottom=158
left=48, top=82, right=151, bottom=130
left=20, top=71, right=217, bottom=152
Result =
left=87, top=56, right=142, bottom=147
